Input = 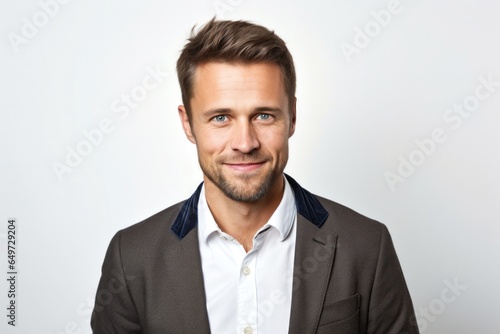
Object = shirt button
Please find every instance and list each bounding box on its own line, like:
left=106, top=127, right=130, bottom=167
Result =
left=242, top=266, right=251, bottom=275
left=244, top=326, right=253, bottom=334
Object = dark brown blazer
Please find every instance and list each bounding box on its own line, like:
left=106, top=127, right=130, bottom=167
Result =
left=91, top=175, right=419, bottom=333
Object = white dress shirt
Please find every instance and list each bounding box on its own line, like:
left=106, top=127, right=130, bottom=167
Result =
left=197, top=176, right=297, bottom=334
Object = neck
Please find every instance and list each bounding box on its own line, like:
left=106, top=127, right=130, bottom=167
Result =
left=204, top=175, right=285, bottom=252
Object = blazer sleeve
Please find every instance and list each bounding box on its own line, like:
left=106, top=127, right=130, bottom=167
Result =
left=367, top=224, right=419, bottom=334
left=91, top=231, right=142, bottom=334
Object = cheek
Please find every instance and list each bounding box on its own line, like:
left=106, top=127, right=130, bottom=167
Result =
left=195, top=129, right=228, bottom=156
left=263, top=128, right=289, bottom=149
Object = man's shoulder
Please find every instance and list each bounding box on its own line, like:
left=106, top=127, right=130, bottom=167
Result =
left=313, top=194, right=387, bottom=240
left=285, top=174, right=384, bottom=235
left=99, top=199, right=202, bottom=293
left=116, top=200, right=186, bottom=247
left=305, top=193, right=395, bottom=266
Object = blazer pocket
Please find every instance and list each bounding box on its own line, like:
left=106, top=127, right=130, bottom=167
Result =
left=317, top=309, right=359, bottom=334
left=318, top=293, right=360, bottom=326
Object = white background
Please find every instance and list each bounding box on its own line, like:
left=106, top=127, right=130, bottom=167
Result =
left=1, top=0, right=499, bottom=333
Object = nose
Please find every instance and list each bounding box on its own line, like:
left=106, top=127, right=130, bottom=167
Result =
left=230, top=120, right=260, bottom=153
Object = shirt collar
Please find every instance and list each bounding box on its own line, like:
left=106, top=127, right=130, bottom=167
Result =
left=171, top=174, right=329, bottom=240
left=197, top=186, right=219, bottom=243
left=197, top=176, right=296, bottom=244
left=265, top=176, right=296, bottom=241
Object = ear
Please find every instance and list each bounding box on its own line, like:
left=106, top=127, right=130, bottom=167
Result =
left=288, top=97, right=297, bottom=137
left=178, top=105, right=196, bottom=144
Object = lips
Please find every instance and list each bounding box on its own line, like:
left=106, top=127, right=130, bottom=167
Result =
left=224, top=162, right=265, bottom=172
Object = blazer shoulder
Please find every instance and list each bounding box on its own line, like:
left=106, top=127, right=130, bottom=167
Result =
left=313, top=195, right=388, bottom=242
left=114, top=200, right=187, bottom=254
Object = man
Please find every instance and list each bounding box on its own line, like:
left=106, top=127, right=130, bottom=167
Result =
left=91, top=18, right=419, bottom=333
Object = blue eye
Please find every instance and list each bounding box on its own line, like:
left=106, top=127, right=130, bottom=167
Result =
left=258, top=114, right=270, bottom=120
left=213, top=115, right=227, bottom=122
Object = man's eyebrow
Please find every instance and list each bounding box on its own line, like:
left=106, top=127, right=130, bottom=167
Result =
left=203, top=106, right=283, bottom=116
left=253, top=106, right=282, bottom=113
left=203, top=108, right=232, bottom=117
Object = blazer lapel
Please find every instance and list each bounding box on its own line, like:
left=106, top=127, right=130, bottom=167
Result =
left=167, top=183, right=211, bottom=333
left=288, top=216, right=337, bottom=333
left=284, top=175, right=337, bottom=334
left=164, top=226, right=211, bottom=333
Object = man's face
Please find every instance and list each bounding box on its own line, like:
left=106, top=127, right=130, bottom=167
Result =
left=178, top=62, right=296, bottom=202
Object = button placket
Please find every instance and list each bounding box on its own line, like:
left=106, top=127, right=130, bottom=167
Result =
left=238, top=253, right=257, bottom=334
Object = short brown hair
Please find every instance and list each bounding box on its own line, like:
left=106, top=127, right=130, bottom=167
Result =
left=176, top=18, right=296, bottom=117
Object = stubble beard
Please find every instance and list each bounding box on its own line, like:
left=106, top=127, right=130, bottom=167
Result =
left=200, top=152, right=286, bottom=203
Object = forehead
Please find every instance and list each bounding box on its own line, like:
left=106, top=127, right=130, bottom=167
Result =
left=191, top=62, right=286, bottom=99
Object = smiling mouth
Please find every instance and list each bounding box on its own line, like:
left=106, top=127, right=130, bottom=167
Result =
left=224, top=162, right=265, bottom=172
